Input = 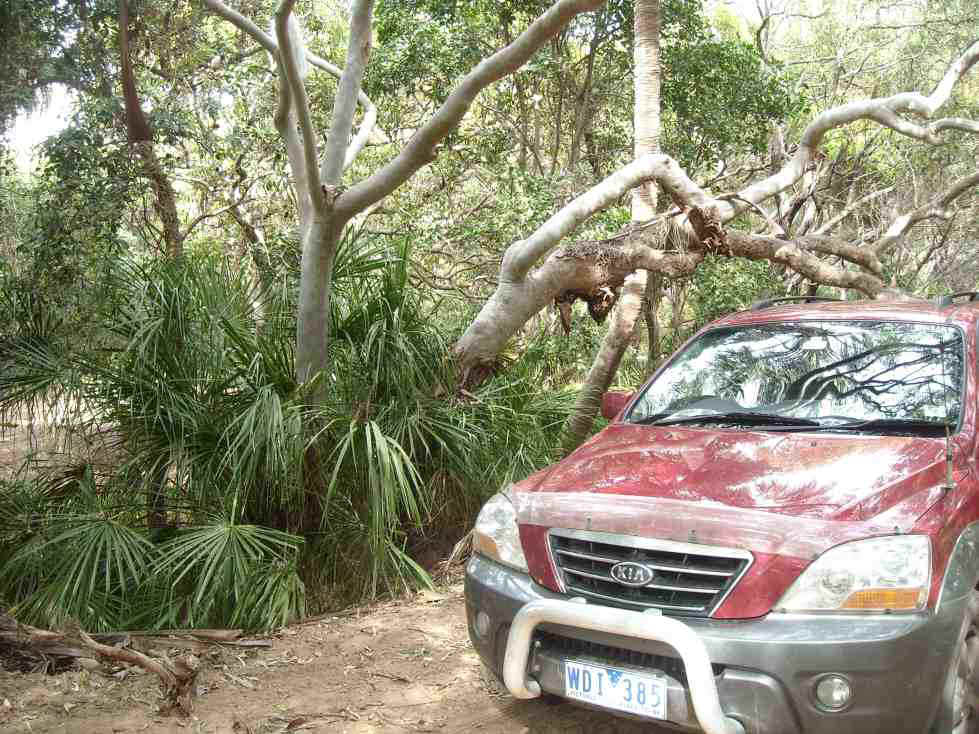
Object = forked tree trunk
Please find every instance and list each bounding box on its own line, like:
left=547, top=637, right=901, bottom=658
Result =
left=562, top=0, right=661, bottom=451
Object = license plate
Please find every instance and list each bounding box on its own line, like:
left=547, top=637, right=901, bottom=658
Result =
left=563, top=660, right=668, bottom=720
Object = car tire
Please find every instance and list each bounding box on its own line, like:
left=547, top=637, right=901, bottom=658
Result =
left=934, top=589, right=979, bottom=733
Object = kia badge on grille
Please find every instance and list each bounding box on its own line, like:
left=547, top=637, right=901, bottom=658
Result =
left=609, top=561, right=653, bottom=587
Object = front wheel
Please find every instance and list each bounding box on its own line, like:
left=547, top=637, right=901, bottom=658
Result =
left=935, top=590, right=979, bottom=733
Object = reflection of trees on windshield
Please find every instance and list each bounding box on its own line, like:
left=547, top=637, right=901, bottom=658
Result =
left=631, top=321, right=963, bottom=425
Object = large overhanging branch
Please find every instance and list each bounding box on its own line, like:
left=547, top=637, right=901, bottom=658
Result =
left=503, top=153, right=712, bottom=279
left=333, top=0, right=606, bottom=222
left=454, top=148, right=977, bottom=378
left=714, top=39, right=979, bottom=222
left=202, top=0, right=378, bottom=175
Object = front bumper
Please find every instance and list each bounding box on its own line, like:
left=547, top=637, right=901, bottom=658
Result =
left=465, top=553, right=961, bottom=734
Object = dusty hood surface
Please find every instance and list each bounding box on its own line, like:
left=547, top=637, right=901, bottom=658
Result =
left=515, top=423, right=950, bottom=558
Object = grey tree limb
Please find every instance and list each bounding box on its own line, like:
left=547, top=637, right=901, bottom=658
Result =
left=720, top=39, right=979, bottom=221
left=202, top=0, right=377, bottom=173
left=502, top=153, right=712, bottom=281
left=872, top=171, right=979, bottom=255
left=275, top=0, right=321, bottom=212
left=334, top=0, right=606, bottom=222
left=321, top=0, right=374, bottom=185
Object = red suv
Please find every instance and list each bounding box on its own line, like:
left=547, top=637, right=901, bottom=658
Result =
left=465, top=296, right=979, bottom=734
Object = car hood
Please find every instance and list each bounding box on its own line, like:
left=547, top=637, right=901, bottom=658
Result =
left=514, top=423, right=952, bottom=559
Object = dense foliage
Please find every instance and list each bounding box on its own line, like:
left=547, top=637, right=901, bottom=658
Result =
left=0, top=235, right=578, bottom=628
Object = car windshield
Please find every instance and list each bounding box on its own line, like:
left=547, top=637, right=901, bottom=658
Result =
left=627, top=320, right=964, bottom=432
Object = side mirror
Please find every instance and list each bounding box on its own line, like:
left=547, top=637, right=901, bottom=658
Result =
left=601, top=391, right=635, bottom=421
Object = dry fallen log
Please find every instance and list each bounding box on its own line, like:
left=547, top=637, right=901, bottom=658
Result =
left=0, top=613, right=223, bottom=715
left=74, top=625, right=201, bottom=715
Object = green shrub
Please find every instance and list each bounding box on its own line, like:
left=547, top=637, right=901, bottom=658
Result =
left=0, top=238, right=573, bottom=627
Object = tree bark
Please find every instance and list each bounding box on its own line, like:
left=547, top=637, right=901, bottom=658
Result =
left=630, top=0, right=660, bottom=222
left=643, top=271, right=663, bottom=375
left=118, top=0, right=182, bottom=258
left=561, top=0, right=661, bottom=451
left=295, top=218, right=340, bottom=387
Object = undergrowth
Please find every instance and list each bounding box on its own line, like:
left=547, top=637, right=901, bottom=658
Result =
left=0, top=235, right=572, bottom=630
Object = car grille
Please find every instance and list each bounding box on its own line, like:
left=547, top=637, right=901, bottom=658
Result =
left=534, top=631, right=726, bottom=685
left=548, top=529, right=751, bottom=617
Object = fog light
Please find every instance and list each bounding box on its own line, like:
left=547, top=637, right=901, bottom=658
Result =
left=475, top=611, right=491, bottom=639
left=814, top=674, right=852, bottom=711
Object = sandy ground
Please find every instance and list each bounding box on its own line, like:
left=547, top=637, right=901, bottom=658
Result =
left=0, top=584, right=672, bottom=734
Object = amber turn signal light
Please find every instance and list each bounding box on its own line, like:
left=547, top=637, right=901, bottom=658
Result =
left=841, top=587, right=924, bottom=610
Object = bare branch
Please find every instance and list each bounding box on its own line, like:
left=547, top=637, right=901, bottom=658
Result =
left=183, top=197, right=256, bottom=238
left=814, top=187, right=893, bottom=235
left=916, top=40, right=979, bottom=116
left=321, top=0, right=374, bottom=184
left=721, top=39, right=979, bottom=221
left=202, top=0, right=274, bottom=50
left=273, top=62, right=313, bottom=233
left=275, top=1, right=321, bottom=210
left=305, top=52, right=379, bottom=170
left=723, top=232, right=883, bottom=296
left=931, top=117, right=979, bottom=135
left=873, top=171, right=979, bottom=254
left=797, top=236, right=883, bottom=275
left=335, top=0, right=606, bottom=222
left=720, top=194, right=784, bottom=236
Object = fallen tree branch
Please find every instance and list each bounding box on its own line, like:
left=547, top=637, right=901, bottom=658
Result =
left=716, top=39, right=979, bottom=221
left=722, top=231, right=883, bottom=296
left=872, top=170, right=979, bottom=254
left=0, top=614, right=227, bottom=715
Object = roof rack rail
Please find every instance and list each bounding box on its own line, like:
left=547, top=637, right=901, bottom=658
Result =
left=936, top=292, right=979, bottom=307
left=749, top=296, right=842, bottom=311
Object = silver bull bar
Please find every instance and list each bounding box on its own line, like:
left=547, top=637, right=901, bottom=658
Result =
left=503, top=598, right=746, bottom=734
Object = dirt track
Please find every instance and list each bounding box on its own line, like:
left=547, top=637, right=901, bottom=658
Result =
left=0, top=583, right=674, bottom=734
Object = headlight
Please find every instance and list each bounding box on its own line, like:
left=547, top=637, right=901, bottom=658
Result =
left=777, top=535, right=931, bottom=612
left=473, top=490, right=528, bottom=572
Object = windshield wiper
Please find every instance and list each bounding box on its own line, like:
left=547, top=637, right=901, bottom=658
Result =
left=637, top=411, right=821, bottom=428
left=805, top=417, right=954, bottom=435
